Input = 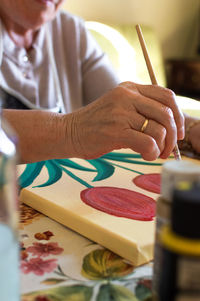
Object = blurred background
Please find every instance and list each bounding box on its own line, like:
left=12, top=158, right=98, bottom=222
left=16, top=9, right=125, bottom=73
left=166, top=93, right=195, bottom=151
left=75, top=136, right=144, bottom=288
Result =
left=62, top=0, right=200, bottom=100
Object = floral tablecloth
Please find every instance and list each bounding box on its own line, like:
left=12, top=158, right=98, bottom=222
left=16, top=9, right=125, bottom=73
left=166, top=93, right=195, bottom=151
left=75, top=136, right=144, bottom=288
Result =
left=20, top=203, right=153, bottom=301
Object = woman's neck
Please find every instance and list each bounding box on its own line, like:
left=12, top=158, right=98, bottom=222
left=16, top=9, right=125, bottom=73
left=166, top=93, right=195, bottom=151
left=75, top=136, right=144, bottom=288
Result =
left=7, top=29, right=37, bottom=50
left=1, top=15, right=37, bottom=50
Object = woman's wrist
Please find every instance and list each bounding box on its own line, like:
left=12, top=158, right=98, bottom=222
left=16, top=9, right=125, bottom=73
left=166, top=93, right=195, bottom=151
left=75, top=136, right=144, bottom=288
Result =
left=60, top=112, right=77, bottom=159
left=178, top=116, right=200, bottom=155
left=3, top=109, right=77, bottom=163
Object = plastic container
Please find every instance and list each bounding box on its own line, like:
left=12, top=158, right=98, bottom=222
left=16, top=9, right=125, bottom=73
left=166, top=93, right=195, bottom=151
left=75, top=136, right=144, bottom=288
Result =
left=153, top=160, right=200, bottom=296
left=0, top=106, right=20, bottom=301
left=158, top=183, right=200, bottom=301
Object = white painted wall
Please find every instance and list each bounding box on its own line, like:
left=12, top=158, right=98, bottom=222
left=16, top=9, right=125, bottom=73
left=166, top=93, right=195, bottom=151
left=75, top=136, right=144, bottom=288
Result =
left=62, top=0, right=200, bottom=60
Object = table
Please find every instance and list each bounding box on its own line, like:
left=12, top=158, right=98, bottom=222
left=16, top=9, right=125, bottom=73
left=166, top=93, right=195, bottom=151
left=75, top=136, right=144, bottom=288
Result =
left=20, top=203, right=153, bottom=301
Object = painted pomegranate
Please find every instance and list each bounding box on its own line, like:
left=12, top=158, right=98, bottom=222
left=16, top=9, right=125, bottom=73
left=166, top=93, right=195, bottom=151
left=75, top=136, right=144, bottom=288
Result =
left=133, top=173, right=161, bottom=194
left=81, top=186, right=156, bottom=221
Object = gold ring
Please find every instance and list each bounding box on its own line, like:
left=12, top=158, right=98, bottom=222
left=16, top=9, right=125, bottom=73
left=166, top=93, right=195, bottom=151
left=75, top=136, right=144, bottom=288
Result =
left=140, top=118, right=149, bottom=133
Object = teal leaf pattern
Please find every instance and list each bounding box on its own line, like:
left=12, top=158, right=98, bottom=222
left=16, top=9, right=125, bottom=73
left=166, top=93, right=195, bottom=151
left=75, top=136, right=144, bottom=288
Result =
left=102, top=152, right=142, bottom=159
left=19, top=152, right=162, bottom=189
left=33, top=160, right=62, bottom=188
left=60, top=165, right=93, bottom=188
left=19, top=161, right=45, bottom=188
left=101, top=155, right=161, bottom=166
left=87, top=158, right=115, bottom=182
left=54, top=158, right=95, bottom=172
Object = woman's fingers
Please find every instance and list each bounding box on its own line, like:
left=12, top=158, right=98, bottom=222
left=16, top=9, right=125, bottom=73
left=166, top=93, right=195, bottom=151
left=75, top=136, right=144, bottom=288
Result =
left=137, top=84, right=185, bottom=140
left=133, top=96, right=177, bottom=158
left=141, top=119, right=167, bottom=155
left=119, top=83, right=181, bottom=158
left=120, top=129, right=160, bottom=161
left=122, top=82, right=185, bottom=140
left=69, top=82, right=184, bottom=160
left=127, top=111, right=166, bottom=155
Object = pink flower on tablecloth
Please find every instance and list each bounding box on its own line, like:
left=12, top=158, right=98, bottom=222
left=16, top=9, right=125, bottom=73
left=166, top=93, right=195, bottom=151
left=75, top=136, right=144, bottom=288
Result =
left=21, top=257, right=57, bottom=275
left=26, top=242, right=64, bottom=257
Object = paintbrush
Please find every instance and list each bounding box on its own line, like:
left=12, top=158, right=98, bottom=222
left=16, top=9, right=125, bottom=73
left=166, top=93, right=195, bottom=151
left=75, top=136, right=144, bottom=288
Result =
left=135, top=24, right=181, bottom=161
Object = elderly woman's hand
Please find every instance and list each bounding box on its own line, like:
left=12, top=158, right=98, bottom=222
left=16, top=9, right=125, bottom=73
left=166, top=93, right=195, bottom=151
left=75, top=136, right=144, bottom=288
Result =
left=66, top=82, right=185, bottom=161
left=184, top=115, right=200, bottom=154
left=3, top=82, right=184, bottom=163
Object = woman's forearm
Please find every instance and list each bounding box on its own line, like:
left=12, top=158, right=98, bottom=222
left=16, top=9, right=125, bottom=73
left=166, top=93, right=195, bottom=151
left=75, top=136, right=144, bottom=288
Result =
left=2, top=109, right=71, bottom=163
left=2, top=82, right=185, bottom=164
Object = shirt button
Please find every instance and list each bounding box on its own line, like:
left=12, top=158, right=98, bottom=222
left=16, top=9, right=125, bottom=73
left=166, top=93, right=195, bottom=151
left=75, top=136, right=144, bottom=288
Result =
left=23, top=55, right=29, bottom=63
left=23, top=72, right=29, bottom=79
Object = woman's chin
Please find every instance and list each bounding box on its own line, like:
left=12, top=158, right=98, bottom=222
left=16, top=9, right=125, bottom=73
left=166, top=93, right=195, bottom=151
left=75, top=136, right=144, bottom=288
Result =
left=34, top=0, right=56, bottom=8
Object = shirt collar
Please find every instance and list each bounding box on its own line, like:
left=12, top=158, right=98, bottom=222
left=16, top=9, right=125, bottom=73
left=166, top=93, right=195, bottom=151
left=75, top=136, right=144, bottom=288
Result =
left=1, top=21, right=46, bottom=65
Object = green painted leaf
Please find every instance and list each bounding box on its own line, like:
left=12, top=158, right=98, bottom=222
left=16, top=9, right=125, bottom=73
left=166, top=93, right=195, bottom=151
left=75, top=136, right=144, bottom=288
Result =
left=102, top=152, right=173, bottom=160
left=87, top=159, right=115, bottom=181
left=101, top=152, right=142, bottom=159
left=23, top=284, right=93, bottom=301
left=54, top=159, right=95, bottom=172
left=33, top=160, right=62, bottom=188
left=19, top=161, right=45, bottom=188
left=61, top=165, right=92, bottom=188
left=102, top=156, right=162, bottom=166
left=81, top=249, right=134, bottom=280
left=97, top=283, right=138, bottom=301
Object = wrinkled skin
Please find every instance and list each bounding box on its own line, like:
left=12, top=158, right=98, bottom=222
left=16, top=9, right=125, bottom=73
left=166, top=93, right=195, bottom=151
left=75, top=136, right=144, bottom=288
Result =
left=3, top=82, right=185, bottom=163
left=66, top=82, right=184, bottom=161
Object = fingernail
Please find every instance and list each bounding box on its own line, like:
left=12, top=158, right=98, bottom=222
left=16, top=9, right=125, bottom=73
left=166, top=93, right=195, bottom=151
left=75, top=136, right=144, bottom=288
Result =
left=177, top=126, right=185, bottom=140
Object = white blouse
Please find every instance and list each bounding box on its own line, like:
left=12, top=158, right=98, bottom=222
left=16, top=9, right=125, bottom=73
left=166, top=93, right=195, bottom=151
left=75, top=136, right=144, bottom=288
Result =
left=0, top=11, right=119, bottom=112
